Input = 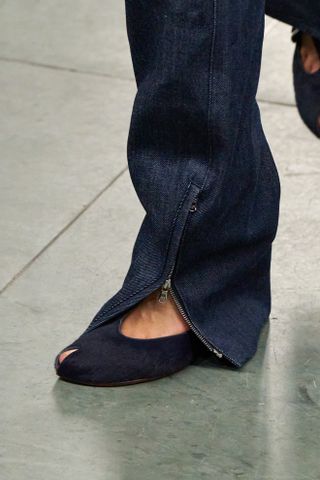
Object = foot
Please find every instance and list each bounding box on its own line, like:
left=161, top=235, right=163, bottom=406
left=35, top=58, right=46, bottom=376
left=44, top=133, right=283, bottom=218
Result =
left=300, top=33, right=320, bottom=74
left=58, top=288, right=189, bottom=365
left=121, top=288, right=190, bottom=339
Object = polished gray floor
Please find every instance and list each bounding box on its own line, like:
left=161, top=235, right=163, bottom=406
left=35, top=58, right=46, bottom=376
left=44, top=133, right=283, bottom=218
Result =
left=1, top=4, right=320, bottom=480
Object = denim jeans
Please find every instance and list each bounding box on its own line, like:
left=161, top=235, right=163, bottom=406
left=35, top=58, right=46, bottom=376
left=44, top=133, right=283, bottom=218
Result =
left=266, top=0, right=320, bottom=41
left=88, top=0, right=284, bottom=367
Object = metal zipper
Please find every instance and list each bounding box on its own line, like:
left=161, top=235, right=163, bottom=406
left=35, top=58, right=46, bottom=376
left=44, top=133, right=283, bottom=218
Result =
left=157, top=197, right=224, bottom=360
left=173, top=288, right=223, bottom=358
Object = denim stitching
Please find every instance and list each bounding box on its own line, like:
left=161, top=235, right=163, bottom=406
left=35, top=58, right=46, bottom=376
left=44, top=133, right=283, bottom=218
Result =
left=200, top=0, right=217, bottom=192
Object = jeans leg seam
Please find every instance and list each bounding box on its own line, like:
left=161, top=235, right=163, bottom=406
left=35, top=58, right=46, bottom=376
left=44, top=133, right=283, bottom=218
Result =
left=199, top=0, right=217, bottom=193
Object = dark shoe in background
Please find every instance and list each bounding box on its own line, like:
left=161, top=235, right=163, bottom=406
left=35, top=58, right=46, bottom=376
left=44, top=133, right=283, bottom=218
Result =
left=292, top=29, right=320, bottom=138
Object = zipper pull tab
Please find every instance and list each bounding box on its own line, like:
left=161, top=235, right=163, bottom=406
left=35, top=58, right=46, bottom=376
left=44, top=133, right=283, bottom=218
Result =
left=189, top=199, right=198, bottom=212
left=213, top=349, right=223, bottom=359
left=158, top=278, right=171, bottom=303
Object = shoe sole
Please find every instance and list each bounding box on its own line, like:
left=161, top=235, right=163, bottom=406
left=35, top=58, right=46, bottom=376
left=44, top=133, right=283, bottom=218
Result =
left=56, top=366, right=188, bottom=387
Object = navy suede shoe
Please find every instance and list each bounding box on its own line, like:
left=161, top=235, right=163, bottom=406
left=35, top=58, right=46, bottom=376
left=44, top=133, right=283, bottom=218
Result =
left=292, top=30, right=320, bottom=138
left=55, top=316, right=196, bottom=386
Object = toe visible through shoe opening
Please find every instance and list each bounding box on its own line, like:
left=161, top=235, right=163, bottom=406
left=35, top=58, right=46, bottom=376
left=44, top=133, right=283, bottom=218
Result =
left=59, top=349, right=78, bottom=366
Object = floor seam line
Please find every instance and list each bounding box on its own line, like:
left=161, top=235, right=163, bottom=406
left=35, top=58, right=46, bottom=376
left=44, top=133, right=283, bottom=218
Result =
left=284, top=172, right=320, bottom=177
left=0, top=165, right=128, bottom=296
left=0, top=56, right=135, bottom=83
left=257, top=98, right=296, bottom=108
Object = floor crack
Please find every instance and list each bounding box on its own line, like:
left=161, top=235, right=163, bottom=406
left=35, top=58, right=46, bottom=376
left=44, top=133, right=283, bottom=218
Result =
left=0, top=166, right=128, bottom=295
left=0, top=55, right=135, bottom=83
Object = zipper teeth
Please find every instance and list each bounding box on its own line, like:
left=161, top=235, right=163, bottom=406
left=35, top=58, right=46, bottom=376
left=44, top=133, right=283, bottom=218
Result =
left=159, top=192, right=227, bottom=361
left=169, top=286, right=223, bottom=359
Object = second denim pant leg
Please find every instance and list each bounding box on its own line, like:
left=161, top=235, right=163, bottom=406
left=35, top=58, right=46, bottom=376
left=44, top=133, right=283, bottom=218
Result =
left=266, top=0, right=320, bottom=40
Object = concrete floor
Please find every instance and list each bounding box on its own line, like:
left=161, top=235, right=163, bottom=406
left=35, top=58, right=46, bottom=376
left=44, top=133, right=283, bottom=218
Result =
left=1, top=3, right=320, bottom=479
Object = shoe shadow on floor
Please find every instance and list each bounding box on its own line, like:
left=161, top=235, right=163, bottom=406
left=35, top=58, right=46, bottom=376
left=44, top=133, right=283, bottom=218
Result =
left=51, top=323, right=272, bottom=479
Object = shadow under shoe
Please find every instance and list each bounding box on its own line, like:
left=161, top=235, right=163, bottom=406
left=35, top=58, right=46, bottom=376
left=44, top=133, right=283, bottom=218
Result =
left=55, top=316, right=196, bottom=387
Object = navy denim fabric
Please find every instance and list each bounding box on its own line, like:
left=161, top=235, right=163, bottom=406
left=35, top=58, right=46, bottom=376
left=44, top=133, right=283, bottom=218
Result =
left=87, top=0, right=281, bottom=367
left=266, top=0, right=320, bottom=41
